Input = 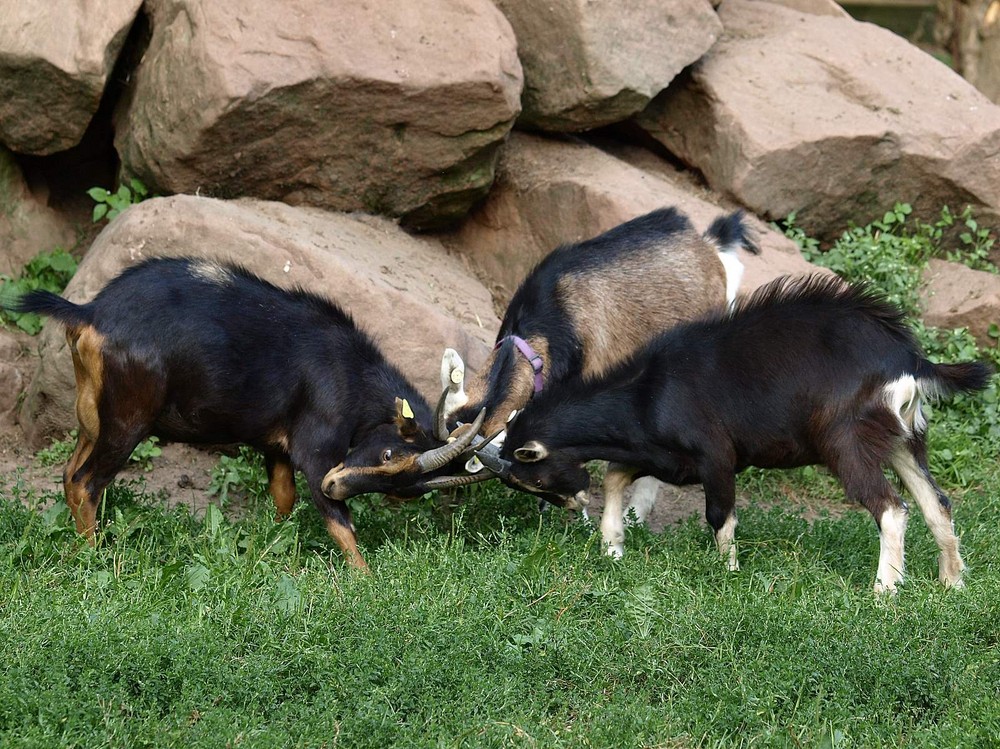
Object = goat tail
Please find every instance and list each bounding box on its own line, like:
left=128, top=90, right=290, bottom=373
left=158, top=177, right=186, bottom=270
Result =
left=705, top=210, right=760, bottom=256
left=921, top=360, right=994, bottom=398
left=8, top=289, right=92, bottom=327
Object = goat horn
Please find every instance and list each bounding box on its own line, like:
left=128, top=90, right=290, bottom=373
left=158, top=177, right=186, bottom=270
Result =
left=457, top=426, right=506, bottom=463
left=416, top=408, right=486, bottom=473
left=432, top=387, right=451, bottom=442
left=474, top=446, right=512, bottom=479
left=420, top=472, right=496, bottom=490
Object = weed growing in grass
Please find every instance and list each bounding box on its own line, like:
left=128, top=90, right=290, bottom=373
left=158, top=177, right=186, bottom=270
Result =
left=34, top=431, right=77, bottom=467
left=206, top=446, right=272, bottom=507
left=0, top=248, right=78, bottom=334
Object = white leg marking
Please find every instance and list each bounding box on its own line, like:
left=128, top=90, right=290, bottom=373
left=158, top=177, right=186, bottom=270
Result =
left=890, top=446, right=965, bottom=588
left=715, top=514, right=739, bottom=572
left=601, top=465, right=635, bottom=558
left=625, top=476, right=660, bottom=526
left=717, top=250, right=745, bottom=309
left=875, top=504, right=908, bottom=594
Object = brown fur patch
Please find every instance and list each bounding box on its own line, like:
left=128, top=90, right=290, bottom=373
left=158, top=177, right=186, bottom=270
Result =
left=558, top=235, right=727, bottom=379
left=68, top=326, right=105, bottom=442
left=324, top=517, right=368, bottom=570
left=63, top=432, right=98, bottom=541
left=479, top=336, right=551, bottom=435
left=268, top=429, right=291, bottom=454
left=268, top=456, right=297, bottom=519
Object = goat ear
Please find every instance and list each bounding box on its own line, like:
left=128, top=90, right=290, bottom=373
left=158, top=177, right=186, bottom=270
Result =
left=514, top=441, right=548, bottom=463
left=394, top=397, right=419, bottom=439
left=440, top=348, right=469, bottom=421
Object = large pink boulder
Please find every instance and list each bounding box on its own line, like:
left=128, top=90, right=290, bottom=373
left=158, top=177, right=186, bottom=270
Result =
left=0, top=0, right=142, bottom=155
left=636, top=0, right=1000, bottom=238
left=494, top=0, right=720, bottom=131
left=114, top=0, right=523, bottom=229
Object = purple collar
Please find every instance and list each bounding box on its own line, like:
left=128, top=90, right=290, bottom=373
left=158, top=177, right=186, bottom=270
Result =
left=496, top=335, right=544, bottom=394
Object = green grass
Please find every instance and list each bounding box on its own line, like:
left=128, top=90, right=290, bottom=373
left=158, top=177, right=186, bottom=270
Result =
left=2, top=204, right=998, bottom=747
left=1, top=463, right=999, bottom=748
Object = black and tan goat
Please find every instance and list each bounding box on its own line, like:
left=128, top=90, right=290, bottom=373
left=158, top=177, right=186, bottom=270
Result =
left=10, top=257, right=482, bottom=569
left=482, top=275, right=992, bottom=593
left=322, top=206, right=757, bottom=512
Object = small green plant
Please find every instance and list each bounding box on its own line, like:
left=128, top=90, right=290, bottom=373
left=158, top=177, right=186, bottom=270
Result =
left=128, top=436, right=162, bottom=470
left=208, top=446, right=271, bottom=506
left=34, top=431, right=78, bottom=467
left=941, top=205, right=998, bottom=273
left=0, top=248, right=78, bottom=334
left=35, top=432, right=162, bottom=470
left=88, top=178, right=149, bottom=223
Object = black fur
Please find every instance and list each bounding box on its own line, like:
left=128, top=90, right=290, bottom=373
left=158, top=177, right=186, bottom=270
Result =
left=13, top=257, right=437, bottom=560
left=503, top=274, right=992, bottom=547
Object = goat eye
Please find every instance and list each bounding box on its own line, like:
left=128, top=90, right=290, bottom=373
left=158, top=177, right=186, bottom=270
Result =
left=382, top=449, right=392, bottom=462
left=535, top=479, right=543, bottom=488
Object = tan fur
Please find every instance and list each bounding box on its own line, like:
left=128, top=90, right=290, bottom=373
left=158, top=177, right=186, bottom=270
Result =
left=324, top=517, right=368, bottom=571
left=63, top=326, right=108, bottom=542
left=63, top=433, right=97, bottom=541
left=600, top=464, right=640, bottom=557
left=559, top=235, right=727, bottom=379
left=268, top=429, right=291, bottom=454
left=475, top=336, right=551, bottom=435
left=68, top=326, right=105, bottom=442
left=269, top=456, right=297, bottom=519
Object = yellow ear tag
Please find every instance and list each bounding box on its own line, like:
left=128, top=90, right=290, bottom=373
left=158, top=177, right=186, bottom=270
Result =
left=450, top=368, right=463, bottom=385
left=401, top=399, right=414, bottom=419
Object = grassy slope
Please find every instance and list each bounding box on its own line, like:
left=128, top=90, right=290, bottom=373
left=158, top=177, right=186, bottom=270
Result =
left=3, top=205, right=998, bottom=748
left=1, top=462, right=998, bottom=749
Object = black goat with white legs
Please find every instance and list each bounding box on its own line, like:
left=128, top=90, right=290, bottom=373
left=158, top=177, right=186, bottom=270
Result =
left=482, top=275, right=992, bottom=592
left=9, top=257, right=482, bottom=570
left=322, top=206, right=757, bottom=511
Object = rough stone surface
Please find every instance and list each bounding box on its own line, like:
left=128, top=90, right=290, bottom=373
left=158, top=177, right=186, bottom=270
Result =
left=494, top=0, right=720, bottom=131
left=0, top=0, right=142, bottom=155
left=0, top=148, right=78, bottom=276
left=0, top=330, right=24, bottom=421
left=921, top=258, right=1000, bottom=345
left=443, top=132, right=818, bottom=311
left=18, top=196, right=499, bottom=445
left=636, top=0, right=1000, bottom=239
left=114, top=0, right=522, bottom=230
left=766, top=0, right=848, bottom=17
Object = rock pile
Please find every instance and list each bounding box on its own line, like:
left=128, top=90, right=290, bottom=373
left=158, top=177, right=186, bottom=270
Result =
left=0, top=0, right=997, bottom=441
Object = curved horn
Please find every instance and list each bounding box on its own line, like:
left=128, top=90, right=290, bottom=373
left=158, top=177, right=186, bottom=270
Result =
left=474, top=447, right=512, bottom=479
left=433, top=387, right=451, bottom=442
left=420, top=472, right=496, bottom=490
left=416, top=408, right=486, bottom=473
left=457, top=426, right=506, bottom=463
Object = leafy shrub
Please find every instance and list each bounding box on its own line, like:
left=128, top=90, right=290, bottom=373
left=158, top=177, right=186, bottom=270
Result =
left=0, top=248, right=78, bottom=334
left=779, top=204, right=1000, bottom=486
left=88, top=178, right=149, bottom=223
left=208, top=446, right=272, bottom=507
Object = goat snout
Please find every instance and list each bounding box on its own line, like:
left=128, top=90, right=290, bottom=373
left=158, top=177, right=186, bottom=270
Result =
left=321, top=463, right=346, bottom=500
left=565, top=490, right=590, bottom=511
